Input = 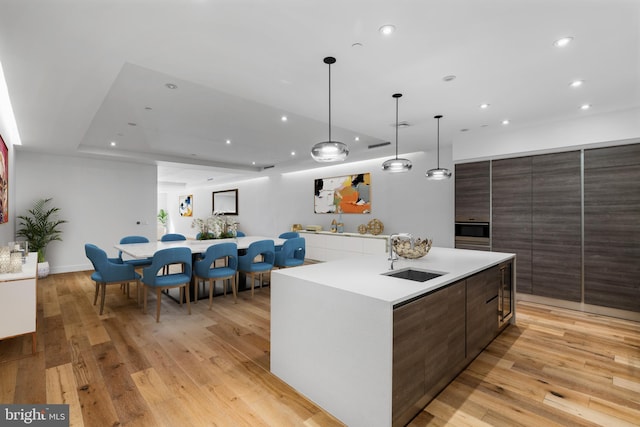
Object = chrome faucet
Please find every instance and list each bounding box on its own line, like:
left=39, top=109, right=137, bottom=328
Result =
left=388, top=233, right=413, bottom=270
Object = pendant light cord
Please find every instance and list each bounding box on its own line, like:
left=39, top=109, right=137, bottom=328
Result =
left=395, top=96, right=399, bottom=159
left=436, top=117, right=440, bottom=168
left=328, top=61, right=332, bottom=143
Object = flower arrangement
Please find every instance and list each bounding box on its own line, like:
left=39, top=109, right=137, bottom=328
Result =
left=192, top=212, right=238, bottom=239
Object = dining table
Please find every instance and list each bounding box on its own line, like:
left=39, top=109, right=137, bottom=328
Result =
left=115, top=235, right=286, bottom=302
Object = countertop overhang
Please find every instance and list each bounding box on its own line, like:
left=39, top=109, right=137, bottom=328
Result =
left=273, top=247, right=515, bottom=305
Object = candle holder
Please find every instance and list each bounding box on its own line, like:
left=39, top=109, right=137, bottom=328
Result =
left=10, top=251, right=22, bottom=273
left=0, top=246, right=10, bottom=273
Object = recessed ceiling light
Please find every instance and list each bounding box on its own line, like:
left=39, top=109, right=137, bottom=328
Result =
left=480, top=103, right=490, bottom=109
left=502, top=119, right=510, bottom=125
left=580, top=103, right=591, bottom=110
left=569, top=80, right=584, bottom=88
left=460, top=128, right=469, bottom=132
left=379, top=24, right=396, bottom=36
left=281, top=115, right=288, bottom=122
left=127, top=122, right=137, bottom=126
left=554, top=37, right=573, bottom=47
left=109, top=141, right=117, bottom=147
left=291, top=151, right=296, bottom=156
left=144, top=106, right=152, bottom=110
left=442, top=75, right=456, bottom=82
left=354, top=136, right=360, bottom=141
left=165, top=83, right=178, bottom=89
left=252, top=161, right=256, bottom=165
left=226, top=139, right=231, bottom=144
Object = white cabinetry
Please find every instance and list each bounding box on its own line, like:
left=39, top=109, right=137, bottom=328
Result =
left=0, top=253, right=38, bottom=354
left=300, top=231, right=388, bottom=261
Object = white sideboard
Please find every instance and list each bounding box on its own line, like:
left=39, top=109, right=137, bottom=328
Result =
left=0, top=252, right=38, bottom=354
left=299, top=231, right=389, bottom=261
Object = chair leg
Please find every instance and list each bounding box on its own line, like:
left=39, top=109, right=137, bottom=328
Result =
left=179, top=287, right=183, bottom=307
left=208, top=279, right=214, bottom=310
left=93, top=282, right=99, bottom=305
left=185, top=284, right=191, bottom=315
left=231, top=275, right=237, bottom=303
left=156, top=288, right=162, bottom=322
left=250, top=272, right=255, bottom=296
left=100, top=283, right=107, bottom=315
left=136, top=279, right=141, bottom=306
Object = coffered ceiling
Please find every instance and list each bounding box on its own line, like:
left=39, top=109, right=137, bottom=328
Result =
left=1, top=0, right=638, bottom=187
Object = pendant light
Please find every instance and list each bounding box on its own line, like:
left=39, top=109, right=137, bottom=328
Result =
left=425, top=115, right=452, bottom=180
left=311, top=57, right=349, bottom=162
left=382, top=93, right=412, bottom=173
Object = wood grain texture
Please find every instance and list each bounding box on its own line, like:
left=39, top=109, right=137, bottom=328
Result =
left=1, top=272, right=638, bottom=426
left=531, top=151, right=582, bottom=301
left=584, top=144, right=640, bottom=312
left=455, top=161, right=491, bottom=222
left=492, top=157, right=533, bottom=294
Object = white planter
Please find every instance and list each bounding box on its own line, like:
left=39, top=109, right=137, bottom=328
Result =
left=37, top=261, right=50, bottom=278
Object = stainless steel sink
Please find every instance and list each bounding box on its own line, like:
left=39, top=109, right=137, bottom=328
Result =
left=382, top=268, right=444, bottom=282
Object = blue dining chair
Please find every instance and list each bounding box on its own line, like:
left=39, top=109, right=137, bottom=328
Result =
left=161, top=233, right=186, bottom=242
left=235, top=230, right=246, bottom=237
left=194, top=243, right=238, bottom=307
left=142, top=247, right=192, bottom=322
left=278, top=231, right=300, bottom=239
left=237, top=239, right=275, bottom=296
left=117, top=235, right=153, bottom=270
left=85, top=243, right=141, bottom=315
left=160, top=233, right=187, bottom=273
left=274, top=237, right=306, bottom=268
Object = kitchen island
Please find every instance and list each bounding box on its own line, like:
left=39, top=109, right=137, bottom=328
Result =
left=271, top=247, right=515, bottom=427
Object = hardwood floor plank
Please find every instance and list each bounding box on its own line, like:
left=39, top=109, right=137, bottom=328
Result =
left=0, top=359, right=18, bottom=402
left=45, top=363, right=84, bottom=427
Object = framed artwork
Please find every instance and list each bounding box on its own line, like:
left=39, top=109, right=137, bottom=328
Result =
left=179, top=194, right=193, bottom=217
left=314, top=173, right=371, bottom=214
left=0, top=134, right=7, bottom=223
left=212, top=188, right=238, bottom=215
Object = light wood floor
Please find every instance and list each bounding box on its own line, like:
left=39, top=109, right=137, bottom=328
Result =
left=1, top=271, right=638, bottom=426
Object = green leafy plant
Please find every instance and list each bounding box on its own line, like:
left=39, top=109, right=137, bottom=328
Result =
left=157, top=208, right=168, bottom=226
left=16, top=198, right=67, bottom=262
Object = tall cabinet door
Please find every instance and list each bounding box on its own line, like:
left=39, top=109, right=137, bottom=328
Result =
left=455, top=161, right=490, bottom=222
left=531, top=151, right=582, bottom=301
left=492, top=157, right=533, bottom=294
left=584, top=144, right=640, bottom=312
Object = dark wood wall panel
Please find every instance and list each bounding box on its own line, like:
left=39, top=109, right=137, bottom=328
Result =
left=455, top=161, right=490, bottom=222
left=531, top=151, right=582, bottom=301
left=492, top=157, right=532, bottom=294
left=584, top=144, right=640, bottom=312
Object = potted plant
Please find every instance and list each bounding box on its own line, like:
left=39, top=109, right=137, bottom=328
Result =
left=157, top=208, right=168, bottom=239
left=16, top=198, right=67, bottom=278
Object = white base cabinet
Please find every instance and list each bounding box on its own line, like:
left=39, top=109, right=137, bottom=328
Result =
left=300, top=231, right=388, bottom=261
left=0, top=253, right=38, bottom=354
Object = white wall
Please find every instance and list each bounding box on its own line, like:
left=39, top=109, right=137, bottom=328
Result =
left=15, top=151, right=157, bottom=273
left=453, top=107, right=640, bottom=162
left=165, top=148, right=456, bottom=248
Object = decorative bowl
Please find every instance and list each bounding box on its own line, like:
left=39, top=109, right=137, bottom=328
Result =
left=392, top=238, right=432, bottom=259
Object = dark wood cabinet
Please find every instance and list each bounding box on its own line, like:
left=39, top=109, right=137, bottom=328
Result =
left=455, top=161, right=490, bottom=222
left=492, top=157, right=533, bottom=294
left=466, top=265, right=500, bottom=359
left=392, top=280, right=466, bottom=427
left=584, top=144, right=640, bottom=312
left=531, top=151, right=582, bottom=301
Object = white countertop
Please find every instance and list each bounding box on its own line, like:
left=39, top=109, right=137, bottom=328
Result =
left=273, top=247, right=515, bottom=305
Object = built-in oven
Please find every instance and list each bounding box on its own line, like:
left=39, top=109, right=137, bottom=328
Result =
left=454, top=222, right=490, bottom=251
left=498, top=261, right=513, bottom=327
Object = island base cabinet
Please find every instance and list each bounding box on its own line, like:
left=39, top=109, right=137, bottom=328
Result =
left=466, top=265, right=501, bottom=360
left=392, top=280, right=465, bottom=427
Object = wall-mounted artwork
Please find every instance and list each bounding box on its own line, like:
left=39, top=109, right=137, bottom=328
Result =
left=212, top=188, right=239, bottom=215
left=179, top=194, right=193, bottom=217
left=0, top=134, right=7, bottom=223
left=314, top=173, right=371, bottom=214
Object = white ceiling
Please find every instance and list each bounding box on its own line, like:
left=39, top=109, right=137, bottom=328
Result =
left=1, top=0, right=639, bottom=188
